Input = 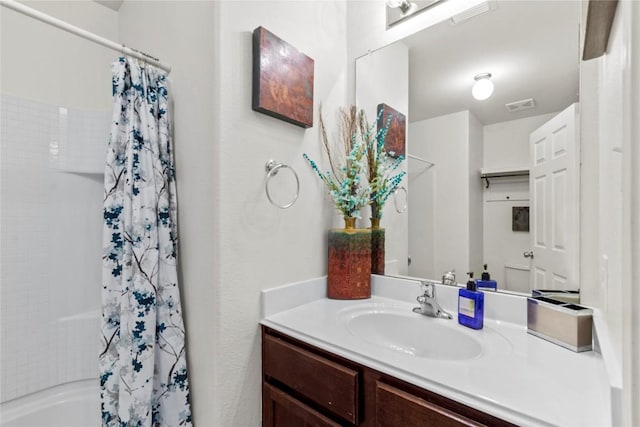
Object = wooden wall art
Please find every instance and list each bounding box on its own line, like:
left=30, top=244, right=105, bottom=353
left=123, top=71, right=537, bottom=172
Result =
left=377, top=103, right=406, bottom=157
left=252, top=26, right=314, bottom=128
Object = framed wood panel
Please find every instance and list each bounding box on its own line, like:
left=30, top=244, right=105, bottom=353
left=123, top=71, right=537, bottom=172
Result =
left=252, top=26, right=314, bottom=128
left=377, top=103, right=406, bottom=157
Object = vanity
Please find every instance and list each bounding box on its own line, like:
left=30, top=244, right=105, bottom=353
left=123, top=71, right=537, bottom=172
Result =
left=261, top=275, right=613, bottom=426
left=262, top=327, right=513, bottom=426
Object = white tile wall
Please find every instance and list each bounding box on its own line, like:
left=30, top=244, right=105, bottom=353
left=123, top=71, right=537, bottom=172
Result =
left=0, top=95, right=108, bottom=402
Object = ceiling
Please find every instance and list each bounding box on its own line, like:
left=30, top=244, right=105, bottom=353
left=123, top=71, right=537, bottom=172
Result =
left=403, top=0, right=580, bottom=125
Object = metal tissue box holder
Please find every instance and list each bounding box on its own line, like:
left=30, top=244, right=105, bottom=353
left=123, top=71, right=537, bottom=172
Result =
left=531, top=289, right=581, bottom=304
left=527, top=296, right=593, bottom=352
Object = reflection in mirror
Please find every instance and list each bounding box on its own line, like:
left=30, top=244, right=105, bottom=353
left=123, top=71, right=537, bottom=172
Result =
left=356, top=0, right=581, bottom=296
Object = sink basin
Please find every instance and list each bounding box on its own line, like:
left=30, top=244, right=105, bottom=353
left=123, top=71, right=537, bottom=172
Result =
left=341, top=305, right=483, bottom=360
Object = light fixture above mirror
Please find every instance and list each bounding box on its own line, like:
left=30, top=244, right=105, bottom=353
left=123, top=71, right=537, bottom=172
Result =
left=386, top=0, right=445, bottom=28
left=386, top=0, right=416, bottom=15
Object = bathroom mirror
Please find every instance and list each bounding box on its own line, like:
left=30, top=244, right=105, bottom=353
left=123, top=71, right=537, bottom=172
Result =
left=355, top=0, right=581, bottom=295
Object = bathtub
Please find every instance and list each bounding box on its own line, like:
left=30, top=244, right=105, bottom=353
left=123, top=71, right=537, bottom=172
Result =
left=0, top=379, right=99, bottom=427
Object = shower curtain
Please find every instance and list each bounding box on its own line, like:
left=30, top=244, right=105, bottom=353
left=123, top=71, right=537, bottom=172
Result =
left=100, top=57, right=192, bottom=427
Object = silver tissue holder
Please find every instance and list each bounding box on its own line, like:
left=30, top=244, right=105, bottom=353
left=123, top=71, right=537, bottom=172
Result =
left=527, top=296, right=593, bottom=352
left=531, top=289, right=580, bottom=304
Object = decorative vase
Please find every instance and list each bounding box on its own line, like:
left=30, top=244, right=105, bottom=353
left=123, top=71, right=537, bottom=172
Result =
left=370, top=217, right=385, bottom=275
left=327, top=217, right=371, bottom=299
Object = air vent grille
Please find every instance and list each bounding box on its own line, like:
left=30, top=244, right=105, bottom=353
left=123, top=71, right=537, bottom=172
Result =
left=505, top=98, right=536, bottom=113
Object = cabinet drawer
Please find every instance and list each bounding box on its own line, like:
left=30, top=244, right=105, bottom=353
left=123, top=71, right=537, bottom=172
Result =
left=376, top=381, right=485, bottom=427
left=263, top=334, right=359, bottom=424
left=263, top=383, right=342, bottom=427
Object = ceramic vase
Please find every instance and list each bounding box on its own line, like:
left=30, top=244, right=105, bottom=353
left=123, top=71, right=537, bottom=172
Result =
left=327, top=217, right=371, bottom=299
left=370, top=217, right=385, bottom=275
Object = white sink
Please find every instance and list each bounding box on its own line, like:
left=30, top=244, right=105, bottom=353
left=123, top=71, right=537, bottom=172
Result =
left=340, top=304, right=484, bottom=360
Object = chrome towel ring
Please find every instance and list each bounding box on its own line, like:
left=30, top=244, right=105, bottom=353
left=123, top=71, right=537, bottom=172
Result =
left=265, top=160, right=300, bottom=209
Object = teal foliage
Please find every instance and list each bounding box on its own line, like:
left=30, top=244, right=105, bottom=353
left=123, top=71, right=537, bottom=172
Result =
left=303, top=106, right=407, bottom=220
left=366, top=111, right=406, bottom=219
left=303, top=106, right=371, bottom=219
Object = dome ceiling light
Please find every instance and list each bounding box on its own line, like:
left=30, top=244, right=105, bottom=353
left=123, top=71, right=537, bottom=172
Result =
left=472, top=73, right=494, bottom=101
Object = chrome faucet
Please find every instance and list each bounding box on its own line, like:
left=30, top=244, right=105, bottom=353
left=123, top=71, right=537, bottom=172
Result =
left=412, top=281, right=453, bottom=319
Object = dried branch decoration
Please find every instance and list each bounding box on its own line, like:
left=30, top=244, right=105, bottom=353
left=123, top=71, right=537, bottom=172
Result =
left=304, top=105, right=370, bottom=218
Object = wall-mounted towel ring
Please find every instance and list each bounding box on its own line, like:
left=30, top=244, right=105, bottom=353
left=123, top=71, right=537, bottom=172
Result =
left=394, top=186, right=407, bottom=213
left=265, top=160, right=299, bottom=209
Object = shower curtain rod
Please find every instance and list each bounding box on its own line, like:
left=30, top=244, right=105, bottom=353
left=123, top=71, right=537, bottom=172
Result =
left=407, top=154, right=435, bottom=166
left=0, top=0, right=172, bottom=73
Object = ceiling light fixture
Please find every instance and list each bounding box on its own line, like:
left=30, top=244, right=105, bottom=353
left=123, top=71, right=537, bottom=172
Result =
left=386, top=0, right=417, bottom=15
left=472, top=73, right=494, bottom=100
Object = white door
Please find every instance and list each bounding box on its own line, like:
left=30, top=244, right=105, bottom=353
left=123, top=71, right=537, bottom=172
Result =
left=528, top=103, right=579, bottom=291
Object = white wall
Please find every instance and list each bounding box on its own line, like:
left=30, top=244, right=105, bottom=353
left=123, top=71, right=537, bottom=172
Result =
left=483, top=113, right=556, bottom=171
left=579, top=0, right=625, bottom=362
left=468, top=112, right=484, bottom=277
left=214, top=3, right=348, bottom=424
left=409, top=111, right=473, bottom=280
left=579, top=0, right=639, bottom=423
left=627, top=4, right=640, bottom=424
left=1, top=1, right=116, bottom=108
left=116, top=1, right=219, bottom=423
left=0, top=0, right=117, bottom=401
left=355, top=41, right=409, bottom=275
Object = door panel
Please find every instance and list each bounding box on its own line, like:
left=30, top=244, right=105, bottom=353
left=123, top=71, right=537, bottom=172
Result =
left=552, top=169, right=567, bottom=251
left=529, top=103, right=579, bottom=291
left=534, top=176, right=546, bottom=247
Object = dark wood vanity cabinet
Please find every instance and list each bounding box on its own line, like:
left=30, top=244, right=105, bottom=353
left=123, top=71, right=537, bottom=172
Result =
left=262, top=327, right=516, bottom=427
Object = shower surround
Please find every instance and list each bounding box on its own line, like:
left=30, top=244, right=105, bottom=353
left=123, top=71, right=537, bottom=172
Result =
left=0, top=94, right=108, bottom=408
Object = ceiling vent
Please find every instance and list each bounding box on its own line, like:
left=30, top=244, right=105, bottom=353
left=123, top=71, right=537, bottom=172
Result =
left=450, top=2, right=492, bottom=25
left=505, top=98, right=536, bottom=113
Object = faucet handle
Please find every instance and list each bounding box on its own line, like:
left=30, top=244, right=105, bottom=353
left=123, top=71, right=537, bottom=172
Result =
left=419, top=280, right=436, bottom=298
left=442, top=270, right=456, bottom=286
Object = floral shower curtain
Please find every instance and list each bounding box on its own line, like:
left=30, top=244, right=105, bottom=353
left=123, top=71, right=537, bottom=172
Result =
left=100, top=57, right=192, bottom=426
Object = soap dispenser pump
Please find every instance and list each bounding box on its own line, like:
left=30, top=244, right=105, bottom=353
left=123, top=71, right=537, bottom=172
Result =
left=476, top=264, right=498, bottom=291
left=458, top=272, right=484, bottom=330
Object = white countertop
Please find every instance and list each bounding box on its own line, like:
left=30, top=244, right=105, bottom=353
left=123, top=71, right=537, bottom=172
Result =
left=261, top=275, right=613, bottom=426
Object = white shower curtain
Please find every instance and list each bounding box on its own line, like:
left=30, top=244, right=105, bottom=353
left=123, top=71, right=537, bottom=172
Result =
left=100, top=57, right=192, bottom=426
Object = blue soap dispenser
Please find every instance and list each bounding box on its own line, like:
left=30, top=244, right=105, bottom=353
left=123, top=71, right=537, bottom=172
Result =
left=458, top=272, right=484, bottom=330
left=476, top=264, right=498, bottom=291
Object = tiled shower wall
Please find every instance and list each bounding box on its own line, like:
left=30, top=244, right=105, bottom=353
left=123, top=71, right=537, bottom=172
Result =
left=0, top=95, right=109, bottom=401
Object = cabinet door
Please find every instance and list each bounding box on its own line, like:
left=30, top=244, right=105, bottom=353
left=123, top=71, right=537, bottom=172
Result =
left=263, top=383, right=342, bottom=427
left=375, top=382, right=485, bottom=427
left=263, top=334, right=359, bottom=423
